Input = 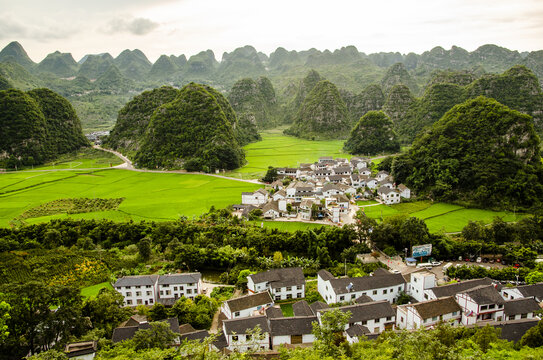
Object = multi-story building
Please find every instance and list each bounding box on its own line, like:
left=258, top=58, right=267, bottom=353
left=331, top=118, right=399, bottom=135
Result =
left=157, top=273, right=202, bottom=304
left=317, top=300, right=396, bottom=334
left=396, top=296, right=462, bottom=330
left=221, top=292, right=274, bottom=319
left=222, top=315, right=270, bottom=352
left=247, top=267, right=305, bottom=301
left=455, top=285, right=505, bottom=325
left=113, top=275, right=158, bottom=306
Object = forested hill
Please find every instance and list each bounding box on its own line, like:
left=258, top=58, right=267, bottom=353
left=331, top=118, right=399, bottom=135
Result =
left=3, top=41, right=543, bottom=133
left=392, top=96, right=543, bottom=210
left=0, top=88, right=88, bottom=168
left=131, top=83, right=245, bottom=171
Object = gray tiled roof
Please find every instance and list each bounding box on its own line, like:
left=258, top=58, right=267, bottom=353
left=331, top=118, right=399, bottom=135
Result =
left=462, top=285, right=505, bottom=305
left=354, top=294, right=374, bottom=304
left=112, top=317, right=179, bottom=343
left=292, top=301, right=313, bottom=317
left=516, top=283, right=543, bottom=301
left=504, top=298, right=541, bottom=316
left=430, top=278, right=496, bottom=298
left=269, top=316, right=316, bottom=336
left=345, top=324, right=370, bottom=337
left=114, top=275, right=158, bottom=287
left=318, top=300, right=395, bottom=323
left=180, top=330, right=209, bottom=342
left=223, top=315, right=270, bottom=334
left=225, top=292, right=273, bottom=313
left=158, top=273, right=201, bottom=285
left=265, top=307, right=284, bottom=319
left=412, top=297, right=461, bottom=319
left=309, top=301, right=329, bottom=314
left=248, top=267, right=305, bottom=288
left=326, top=273, right=406, bottom=295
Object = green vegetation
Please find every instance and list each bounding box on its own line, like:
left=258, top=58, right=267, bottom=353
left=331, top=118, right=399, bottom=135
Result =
left=104, top=86, right=179, bottom=154
left=285, top=80, right=350, bottom=139
left=80, top=281, right=113, bottom=299
left=26, top=147, right=122, bottom=170
left=0, top=170, right=261, bottom=227
left=0, top=87, right=89, bottom=169
left=400, top=96, right=543, bottom=209
left=248, top=220, right=329, bottom=231
left=280, top=303, right=294, bottom=317
left=134, top=83, right=245, bottom=171
left=344, top=111, right=400, bottom=155
left=36, top=51, right=79, bottom=77
left=342, top=83, right=385, bottom=123
left=228, top=76, right=277, bottom=130
left=381, top=62, right=418, bottom=95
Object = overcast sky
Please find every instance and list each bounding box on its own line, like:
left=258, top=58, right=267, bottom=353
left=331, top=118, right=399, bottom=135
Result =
left=1, top=0, right=543, bottom=63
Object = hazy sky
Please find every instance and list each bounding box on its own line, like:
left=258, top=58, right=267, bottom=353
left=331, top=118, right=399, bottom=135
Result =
left=1, top=0, right=543, bottom=63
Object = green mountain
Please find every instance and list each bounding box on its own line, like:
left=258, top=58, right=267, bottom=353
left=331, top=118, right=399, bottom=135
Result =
left=382, top=84, right=415, bottom=128
left=342, top=84, right=385, bottom=123
left=218, top=46, right=265, bottom=84
left=399, top=83, right=466, bottom=141
left=228, top=76, right=278, bottom=130
left=149, top=55, right=179, bottom=79
left=381, top=63, right=418, bottom=95
left=0, top=41, right=35, bottom=68
left=268, top=47, right=303, bottom=70
left=94, top=65, right=134, bottom=92
left=0, top=74, right=11, bottom=90
left=0, top=62, right=42, bottom=90
left=344, top=111, right=400, bottom=155
left=134, top=83, right=244, bottom=171
left=281, top=69, right=323, bottom=124
left=285, top=80, right=350, bottom=139
left=27, top=88, right=89, bottom=155
left=522, top=50, right=543, bottom=87
left=36, top=51, right=79, bottom=77
left=77, top=54, right=115, bottom=79
left=400, top=96, right=542, bottom=209
left=425, top=69, right=479, bottom=88
left=202, top=83, right=260, bottom=145
left=0, top=89, right=47, bottom=167
left=184, top=50, right=217, bottom=77
left=173, top=54, right=187, bottom=68
left=114, top=49, right=152, bottom=79
left=465, top=65, right=543, bottom=133
left=105, top=86, right=180, bottom=154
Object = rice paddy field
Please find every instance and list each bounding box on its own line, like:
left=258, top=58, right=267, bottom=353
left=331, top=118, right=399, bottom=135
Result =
left=361, top=201, right=526, bottom=233
left=248, top=220, right=330, bottom=231
left=80, top=281, right=113, bottom=300
left=0, top=169, right=261, bottom=227
left=18, top=147, right=123, bottom=171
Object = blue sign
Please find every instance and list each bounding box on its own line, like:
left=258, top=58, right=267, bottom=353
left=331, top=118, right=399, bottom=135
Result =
left=412, top=244, right=432, bottom=258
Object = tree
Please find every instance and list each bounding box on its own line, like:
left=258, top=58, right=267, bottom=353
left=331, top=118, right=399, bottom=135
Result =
left=137, top=237, right=152, bottom=261
left=525, top=271, right=543, bottom=285
left=521, top=319, right=543, bottom=348
left=148, top=303, right=169, bottom=321
left=0, top=297, right=10, bottom=342
left=262, top=167, right=278, bottom=183
left=131, top=321, right=177, bottom=350
left=352, top=211, right=377, bottom=245
left=344, top=111, right=400, bottom=155
left=82, top=288, right=132, bottom=337
left=473, top=325, right=501, bottom=353
left=312, top=308, right=351, bottom=357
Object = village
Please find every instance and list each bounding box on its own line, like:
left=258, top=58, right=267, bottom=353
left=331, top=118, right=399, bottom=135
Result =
left=100, top=265, right=542, bottom=354
left=235, top=156, right=411, bottom=224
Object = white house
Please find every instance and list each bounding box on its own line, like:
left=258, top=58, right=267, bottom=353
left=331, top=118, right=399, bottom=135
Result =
left=376, top=171, right=389, bottom=181
left=504, top=298, right=541, bottom=321
left=323, top=183, right=343, bottom=197
left=299, top=199, right=314, bottom=221
left=407, top=271, right=436, bottom=302
left=378, top=187, right=401, bottom=205
left=222, top=315, right=270, bottom=352
left=242, top=189, right=269, bottom=205
left=455, top=285, right=505, bottom=326
left=344, top=324, right=371, bottom=343
left=272, top=190, right=287, bottom=201
left=262, top=201, right=281, bottom=219
left=501, top=283, right=543, bottom=303
left=114, top=275, right=159, bottom=306
left=317, top=300, right=396, bottom=334
left=333, top=166, right=352, bottom=175
left=64, top=341, right=97, bottom=360
left=358, top=167, right=372, bottom=176
left=247, top=267, right=305, bottom=301
left=396, top=296, right=461, bottom=330
left=221, top=292, right=274, bottom=319
left=269, top=316, right=316, bottom=348
left=317, top=270, right=406, bottom=305
left=366, top=178, right=378, bottom=189
left=157, top=273, right=202, bottom=304
left=397, top=184, right=411, bottom=199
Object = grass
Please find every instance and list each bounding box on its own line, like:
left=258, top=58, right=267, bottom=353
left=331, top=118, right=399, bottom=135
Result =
left=0, top=169, right=261, bottom=227
left=359, top=201, right=527, bottom=233
left=81, top=281, right=113, bottom=300
left=248, top=220, right=330, bottom=231
left=17, top=147, right=123, bottom=171
left=280, top=303, right=294, bottom=317
left=356, top=200, right=379, bottom=206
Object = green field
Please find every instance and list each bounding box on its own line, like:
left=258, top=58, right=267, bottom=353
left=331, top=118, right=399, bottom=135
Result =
left=360, top=201, right=526, bottom=233
left=16, top=148, right=123, bottom=171
left=81, top=281, right=113, bottom=300
left=225, top=129, right=351, bottom=179
left=248, top=220, right=330, bottom=231
left=0, top=169, right=261, bottom=227
left=280, top=303, right=294, bottom=317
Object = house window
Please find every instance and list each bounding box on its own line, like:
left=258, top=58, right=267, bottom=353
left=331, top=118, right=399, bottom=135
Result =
left=286, top=287, right=292, bottom=291
left=398, top=286, right=402, bottom=291
left=383, top=290, right=387, bottom=294
left=135, top=286, right=141, bottom=289
left=275, top=295, right=281, bottom=300
left=432, top=316, right=438, bottom=321
left=489, top=304, right=495, bottom=309
left=275, top=288, right=281, bottom=293
left=287, top=294, right=292, bottom=299
left=339, top=296, right=345, bottom=301
left=297, top=285, right=302, bottom=290
left=521, top=314, right=528, bottom=319
left=180, top=286, right=184, bottom=291
left=386, top=316, right=392, bottom=321
left=174, top=287, right=178, bottom=291
left=373, top=290, right=377, bottom=295
left=246, top=334, right=252, bottom=341
left=351, top=294, right=356, bottom=299
left=149, top=299, right=153, bottom=304
left=126, top=300, right=132, bottom=305
left=163, top=284, right=169, bottom=288
left=375, top=318, right=380, bottom=323
left=146, top=285, right=151, bottom=288
left=160, top=291, right=163, bottom=295
left=509, top=315, right=515, bottom=321
left=498, top=304, right=503, bottom=309
left=165, top=290, right=170, bottom=295
left=125, top=286, right=131, bottom=289
left=297, top=293, right=302, bottom=298
left=481, top=305, right=488, bottom=310
left=232, top=335, right=238, bottom=341
left=136, top=291, right=141, bottom=296
left=234, top=312, right=240, bottom=317
left=126, top=292, right=132, bottom=297
left=452, top=312, right=457, bottom=316
left=362, top=321, right=367, bottom=325
left=187, top=289, right=192, bottom=294
left=146, top=291, right=152, bottom=296
left=401, top=317, right=404, bottom=322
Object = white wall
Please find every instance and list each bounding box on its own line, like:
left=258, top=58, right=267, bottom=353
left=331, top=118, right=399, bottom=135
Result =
left=270, top=285, right=305, bottom=300
left=501, top=288, right=524, bottom=300
left=116, top=284, right=156, bottom=306
left=226, top=332, right=270, bottom=352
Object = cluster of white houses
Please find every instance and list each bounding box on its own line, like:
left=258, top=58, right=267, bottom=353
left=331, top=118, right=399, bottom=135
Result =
left=238, top=157, right=411, bottom=223
left=111, top=269, right=542, bottom=352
